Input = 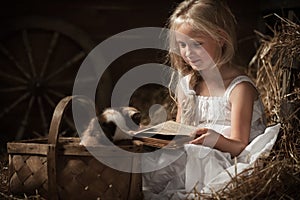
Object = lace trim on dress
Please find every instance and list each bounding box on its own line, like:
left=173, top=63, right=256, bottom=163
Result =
left=178, top=75, right=260, bottom=127
left=224, top=75, right=256, bottom=102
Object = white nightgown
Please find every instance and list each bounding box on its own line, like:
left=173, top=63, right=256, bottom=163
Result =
left=143, top=75, right=275, bottom=200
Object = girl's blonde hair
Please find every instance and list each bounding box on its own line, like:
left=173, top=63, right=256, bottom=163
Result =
left=167, top=0, right=237, bottom=76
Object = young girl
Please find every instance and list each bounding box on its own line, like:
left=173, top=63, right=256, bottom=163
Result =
left=143, top=0, right=266, bottom=199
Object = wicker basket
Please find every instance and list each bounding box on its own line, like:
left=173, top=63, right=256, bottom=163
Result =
left=7, top=96, right=143, bottom=200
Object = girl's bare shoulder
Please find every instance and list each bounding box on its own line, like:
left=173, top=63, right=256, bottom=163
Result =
left=223, top=65, right=248, bottom=87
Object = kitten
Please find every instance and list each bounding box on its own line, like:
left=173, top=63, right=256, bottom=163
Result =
left=79, top=107, right=141, bottom=146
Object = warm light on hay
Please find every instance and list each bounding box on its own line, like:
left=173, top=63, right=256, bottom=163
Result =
left=193, top=14, right=300, bottom=199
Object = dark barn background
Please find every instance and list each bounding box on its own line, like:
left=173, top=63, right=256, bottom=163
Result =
left=0, top=0, right=299, bottom=148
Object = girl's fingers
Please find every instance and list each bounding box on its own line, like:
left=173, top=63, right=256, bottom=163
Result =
left=193, top=128, right=208, bottom=136
left=189, top=134, right=205, bottom=144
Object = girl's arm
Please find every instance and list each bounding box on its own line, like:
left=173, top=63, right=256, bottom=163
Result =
left=190, top=82, right=258, bottom=157
left=175, top=80, right=185, bottom=123
left=176, top=103, right=182, bottom=123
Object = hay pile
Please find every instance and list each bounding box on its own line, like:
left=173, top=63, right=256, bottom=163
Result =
left=203, top=14, right=300, bottom=199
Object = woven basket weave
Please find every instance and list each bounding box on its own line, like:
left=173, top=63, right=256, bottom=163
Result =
left=7, top=96, right=143, bottom=200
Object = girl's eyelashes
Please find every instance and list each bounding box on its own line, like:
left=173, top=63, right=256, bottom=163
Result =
left=193, top=41, right=203, bottom=47
left=177, top=41, right=186, bottom=48
left=177, top=41, right=203, bottom=49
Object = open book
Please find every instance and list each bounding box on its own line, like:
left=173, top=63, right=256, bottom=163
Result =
left=133, top=120, right=197, bottom=149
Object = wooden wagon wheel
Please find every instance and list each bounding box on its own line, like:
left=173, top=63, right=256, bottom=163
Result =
left=0, top=16, right=111, bottom=141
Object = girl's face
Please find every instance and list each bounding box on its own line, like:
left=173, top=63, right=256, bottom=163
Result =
left=175, top=24, right=220, bottom=71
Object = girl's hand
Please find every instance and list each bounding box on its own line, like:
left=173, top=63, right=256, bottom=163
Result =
left=189, top=128, right=221, bottom=148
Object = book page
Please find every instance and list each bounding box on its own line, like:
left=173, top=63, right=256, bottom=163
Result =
left=135, top=120, right=197, bottom=137
left=133, top=121, right=198, bottom=148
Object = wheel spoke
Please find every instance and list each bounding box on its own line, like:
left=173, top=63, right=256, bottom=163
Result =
left=46, top=51, right=85, bottom=81
left=48, top=76, right=96, bottom=87
left=48, top=80, right=75, bottom=87
left=43, top=93, right=56, bottom=108
left=22, top=30, right=37, bottom=77
left=15, top=96, right=35, bottom=140
left=0, top=86, right=27, bottom=93
left=47, top=89, right=66, bottom=98
left=40, top=32, right=60, bottom=77
left=0, top=92, right=30, bottom=118
left=0, top=70, right=27, bottom=84
left=43, top=93, right=75, bottom=133
left=63, top=116, right=76, bottom=133
left=37, top=97, right=49, bottom=135
left=32, top=131, right=43, bottom=138
left=0, top=43, right=31, bottom=79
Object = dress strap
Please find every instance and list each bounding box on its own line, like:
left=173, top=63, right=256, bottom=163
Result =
left=179, top=74, right=196, bottom=95
left=224, top=75, right=256, bottom=102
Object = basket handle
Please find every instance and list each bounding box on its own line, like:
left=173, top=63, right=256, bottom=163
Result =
left=47, top=95, right=95, bottom=199
left=47, top=96, right=73, bottom=200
